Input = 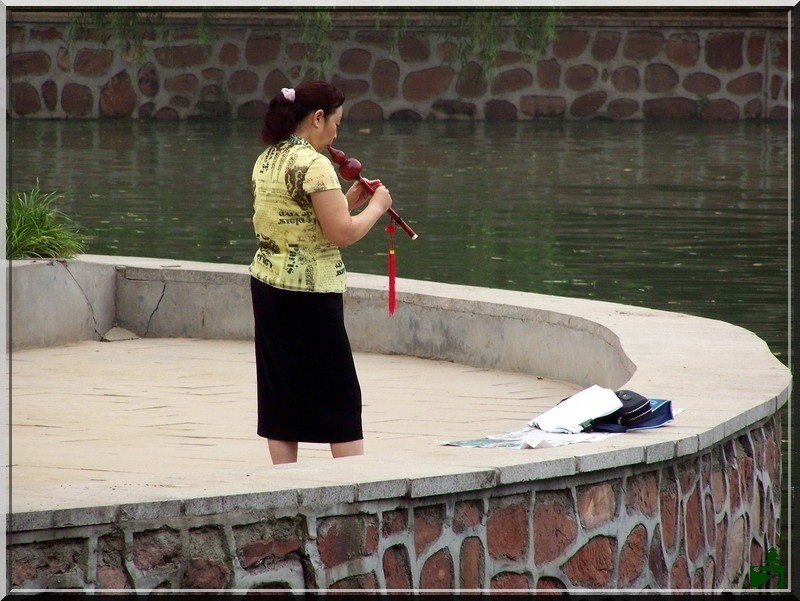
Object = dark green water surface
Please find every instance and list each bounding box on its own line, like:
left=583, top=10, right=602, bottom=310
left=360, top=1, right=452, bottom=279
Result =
left=10, top=118, right=790, bottom=366
left=8, top=116, right=793, bottom=564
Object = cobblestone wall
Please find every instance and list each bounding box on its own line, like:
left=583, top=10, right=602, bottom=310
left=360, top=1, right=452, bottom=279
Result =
left=8, top=414, right=782, bottom=592
left=7, top=11, right=791, bottom=121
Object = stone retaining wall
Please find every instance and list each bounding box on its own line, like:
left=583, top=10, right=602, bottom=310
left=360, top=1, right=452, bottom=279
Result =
left=9, top=256, right=636, bottom=389
left=9, top=414, right=782, bottom=591
left=7, top=255, right=790, bottom=592
left=7, top=10, right=791, bottom=121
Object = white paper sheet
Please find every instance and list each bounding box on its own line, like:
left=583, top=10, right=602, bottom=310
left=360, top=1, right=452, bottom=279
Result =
left=527, top=384, right=622, bottom=433
left=442, top=427, right=619, bottom=449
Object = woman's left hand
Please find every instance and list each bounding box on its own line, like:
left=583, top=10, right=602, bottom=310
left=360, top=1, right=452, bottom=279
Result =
left=346, top=178, right=382, bottom=211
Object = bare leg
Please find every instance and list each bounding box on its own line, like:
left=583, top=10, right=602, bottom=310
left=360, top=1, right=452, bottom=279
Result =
left=330, top=439, right=364, bottom=459
left=268, top=439, right=298, bottom=464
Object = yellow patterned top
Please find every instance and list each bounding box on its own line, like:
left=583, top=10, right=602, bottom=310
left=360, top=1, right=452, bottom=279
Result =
left=249, top=135, right=346, bottom=292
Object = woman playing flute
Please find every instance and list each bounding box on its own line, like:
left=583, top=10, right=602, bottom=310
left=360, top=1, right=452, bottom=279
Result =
left=249, top=80, right=393, bottom=464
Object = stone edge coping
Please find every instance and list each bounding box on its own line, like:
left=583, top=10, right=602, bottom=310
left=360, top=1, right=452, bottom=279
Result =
left=9, top=9, right=790, bottom=28
left=7, top=255, right=792, bottom=532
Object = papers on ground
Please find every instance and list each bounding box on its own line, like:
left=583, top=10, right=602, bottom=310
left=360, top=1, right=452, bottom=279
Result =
left=442, top=384, right=681, bottom=449
left=527, top=384, right=621, bottom=434
left=442, top=427, right=620, bottom=449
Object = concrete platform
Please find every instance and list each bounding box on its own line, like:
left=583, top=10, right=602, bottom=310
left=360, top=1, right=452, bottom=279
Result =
left=9, top=338, right=578, bottom=514
left=7, top=257, right=792, bottom=592
left=7, top=256, right=791, bottom=523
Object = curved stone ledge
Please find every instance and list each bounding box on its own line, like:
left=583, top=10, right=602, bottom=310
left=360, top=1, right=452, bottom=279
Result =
left=8, top=255, right=791, bottom=591
left=9, top=254, right=789, bottom=486
left=11, top=255, right=787, bottom=457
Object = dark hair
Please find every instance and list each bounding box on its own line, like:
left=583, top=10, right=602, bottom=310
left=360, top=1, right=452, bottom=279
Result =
left=260, top=80, right=345, bottom=145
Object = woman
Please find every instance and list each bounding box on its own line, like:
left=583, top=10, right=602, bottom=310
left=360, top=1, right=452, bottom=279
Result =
left=249, top=80, right=392, bottom=464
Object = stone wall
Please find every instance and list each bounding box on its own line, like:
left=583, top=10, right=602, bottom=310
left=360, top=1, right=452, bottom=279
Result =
left=6, top=10, right=791, bottom=121
left=7, top=255, right=791, bottom=592
left=9, top=414, right=782, bottom=591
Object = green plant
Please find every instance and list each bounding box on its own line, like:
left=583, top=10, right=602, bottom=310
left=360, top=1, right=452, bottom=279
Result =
left=297, top=9, right=334, bottom=78
left=292, top=9, right=559, bottom=81
left=445, top=10, right=560, bottom=78
left=66, top=9, right=559, bottom=81
left=7, top=182, right=89, bottom=260
left=69, top=10, right=214, bottom=63
left=696, top=93, right=710, bottom=116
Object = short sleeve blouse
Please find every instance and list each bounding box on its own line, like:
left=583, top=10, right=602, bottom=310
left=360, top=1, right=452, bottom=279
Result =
left=249, top=135, right=346, bottom=292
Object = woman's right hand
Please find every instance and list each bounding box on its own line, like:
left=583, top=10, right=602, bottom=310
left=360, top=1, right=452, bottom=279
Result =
left=312, top=185, right=393, bottom=248
left=369, top=185, right=393, bottom=214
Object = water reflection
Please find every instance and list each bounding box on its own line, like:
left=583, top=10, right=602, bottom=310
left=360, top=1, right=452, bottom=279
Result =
left=8, top=116, right=793, bottom=565
left=9, top=118, right=789, bottom=366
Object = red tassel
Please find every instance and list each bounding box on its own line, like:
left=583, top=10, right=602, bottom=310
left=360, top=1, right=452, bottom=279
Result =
left=386, top=221, right=396, bottom=315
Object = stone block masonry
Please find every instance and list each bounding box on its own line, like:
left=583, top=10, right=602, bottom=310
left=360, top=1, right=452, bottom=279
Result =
left=8, top=255, right=790, bottom=592
left=8, top=414, right=781, bottom=591
left=6, top=10, right=791, bottom=121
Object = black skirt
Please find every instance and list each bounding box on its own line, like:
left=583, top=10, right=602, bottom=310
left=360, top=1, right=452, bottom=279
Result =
left=250, top=276, right=363, bottom=443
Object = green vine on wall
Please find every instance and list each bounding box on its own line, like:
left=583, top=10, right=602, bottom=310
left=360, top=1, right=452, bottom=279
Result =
left=297, top=10, right=333, bottom=79
left=436, top=10, right=561, bottom=78
left=69, top=10, right=214, bottom=64
left=66, top=10, right=559, bottom=77
left=296, top=9, right=560, bottom=79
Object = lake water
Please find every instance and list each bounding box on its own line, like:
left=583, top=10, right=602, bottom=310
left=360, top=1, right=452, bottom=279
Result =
left=9, top=118, right=790, bottom=366
left=8, top=116, right=793, bottom=559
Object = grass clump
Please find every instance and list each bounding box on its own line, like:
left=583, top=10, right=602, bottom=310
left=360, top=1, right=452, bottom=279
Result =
left=7, top=182, right=89, bottom=259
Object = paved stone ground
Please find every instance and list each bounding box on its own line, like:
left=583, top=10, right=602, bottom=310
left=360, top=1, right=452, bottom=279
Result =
left=8, top=338, right=579, bottom=512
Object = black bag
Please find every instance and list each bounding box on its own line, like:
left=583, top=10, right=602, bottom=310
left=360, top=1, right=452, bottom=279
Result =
left=590, top=389, right=653, bottom=432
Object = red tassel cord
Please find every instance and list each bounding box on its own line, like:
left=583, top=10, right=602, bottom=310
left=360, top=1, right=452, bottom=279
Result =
left=385, top=221, right=396, bottom=316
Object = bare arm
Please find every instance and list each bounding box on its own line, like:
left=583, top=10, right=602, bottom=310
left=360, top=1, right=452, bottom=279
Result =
left=312, top=183, right=392, bottom=248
